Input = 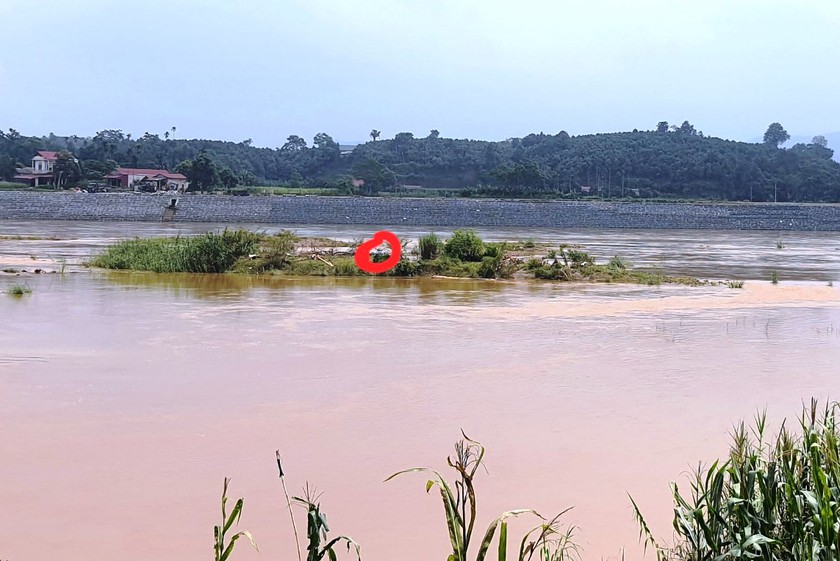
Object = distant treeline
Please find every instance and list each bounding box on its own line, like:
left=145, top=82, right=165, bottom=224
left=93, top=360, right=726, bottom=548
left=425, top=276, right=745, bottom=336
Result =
left=1, top=122, right=838, bottom=201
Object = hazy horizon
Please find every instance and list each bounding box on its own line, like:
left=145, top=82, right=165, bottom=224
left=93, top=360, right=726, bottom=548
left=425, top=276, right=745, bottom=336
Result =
left=1, top=0, right=838, bottom=148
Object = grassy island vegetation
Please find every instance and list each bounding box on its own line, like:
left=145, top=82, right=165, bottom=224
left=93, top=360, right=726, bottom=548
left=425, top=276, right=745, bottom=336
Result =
left=90, top=229, right=705, bottom=286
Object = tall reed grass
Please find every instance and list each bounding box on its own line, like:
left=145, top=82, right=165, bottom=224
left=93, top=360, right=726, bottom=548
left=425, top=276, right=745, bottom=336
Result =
left=91, top=230, right=261, bottom=273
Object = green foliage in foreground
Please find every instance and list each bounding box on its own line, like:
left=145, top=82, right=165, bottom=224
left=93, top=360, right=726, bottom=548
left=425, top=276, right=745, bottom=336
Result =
left=633, top=401, right=840, bottom=561
left=213, top=478, right=257, bottom=561
left=386, top=433, right=578, bottom=561
left=90, top=230, right=261, bottom=273
left=294, top=484, right=361, bottom=561
left=213, top=401, right=840, bottom=561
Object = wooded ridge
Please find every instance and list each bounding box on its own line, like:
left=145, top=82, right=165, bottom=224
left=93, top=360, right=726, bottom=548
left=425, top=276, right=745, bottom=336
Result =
left=1, top=122, right=837, bottom=202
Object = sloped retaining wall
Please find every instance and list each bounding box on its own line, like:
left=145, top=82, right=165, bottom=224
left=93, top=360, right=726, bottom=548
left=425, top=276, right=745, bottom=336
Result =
left=2, top=191, right=840, bottom=230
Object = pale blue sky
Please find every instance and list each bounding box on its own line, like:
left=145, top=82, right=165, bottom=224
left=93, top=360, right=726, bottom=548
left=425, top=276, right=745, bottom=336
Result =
left=1, top=0, right=838, bottom=147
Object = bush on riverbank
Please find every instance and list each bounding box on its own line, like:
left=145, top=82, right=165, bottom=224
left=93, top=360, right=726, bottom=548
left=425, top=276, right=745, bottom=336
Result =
left=443, top=229, right=485, bottom=261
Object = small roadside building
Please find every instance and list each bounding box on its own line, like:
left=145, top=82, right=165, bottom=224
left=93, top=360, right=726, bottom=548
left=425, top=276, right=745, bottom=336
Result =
left=105, top=168, right=189, bottom=192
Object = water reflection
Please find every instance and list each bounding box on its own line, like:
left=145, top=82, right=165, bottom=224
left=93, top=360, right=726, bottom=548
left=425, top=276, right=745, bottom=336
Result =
left=98, top=270, right=511, bottom=303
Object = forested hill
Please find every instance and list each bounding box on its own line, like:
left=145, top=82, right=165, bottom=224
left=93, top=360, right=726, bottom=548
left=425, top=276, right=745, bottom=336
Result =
left=1, top=124, right=838, bottom=202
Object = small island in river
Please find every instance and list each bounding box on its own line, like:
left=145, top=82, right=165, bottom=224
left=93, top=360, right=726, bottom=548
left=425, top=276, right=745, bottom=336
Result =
left=87, top=228, right=713, bottom=286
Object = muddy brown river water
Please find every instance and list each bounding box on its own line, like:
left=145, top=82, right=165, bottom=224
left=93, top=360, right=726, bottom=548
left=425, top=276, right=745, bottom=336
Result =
left=2, top=221, right=840, bottom=561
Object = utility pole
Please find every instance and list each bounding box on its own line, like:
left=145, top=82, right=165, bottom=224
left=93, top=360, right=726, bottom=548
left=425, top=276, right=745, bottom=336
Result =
left=774, top=182, right=777, bottom=203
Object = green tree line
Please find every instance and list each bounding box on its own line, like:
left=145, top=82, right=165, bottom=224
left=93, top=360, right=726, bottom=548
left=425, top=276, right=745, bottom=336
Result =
left=1, top=122, right=837, bottom=201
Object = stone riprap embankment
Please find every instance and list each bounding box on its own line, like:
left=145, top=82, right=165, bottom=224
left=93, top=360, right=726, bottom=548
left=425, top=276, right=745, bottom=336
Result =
left=2, top=191, right=840, bottom=230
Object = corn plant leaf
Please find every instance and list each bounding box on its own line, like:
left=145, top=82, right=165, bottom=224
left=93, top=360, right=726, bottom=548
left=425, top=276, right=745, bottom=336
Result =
left=742, top=534, right=775, bottom=549
left=498, top=521, right=508, bottom=561
left=439, top=485, right=464, bottom=558
left=220, top=530, right=258, bottom=561
left=475, top=510, right=540, bottom=561
left=224, top=498, right=244, bottom=534
left=386, top=467, right=464, bottom=556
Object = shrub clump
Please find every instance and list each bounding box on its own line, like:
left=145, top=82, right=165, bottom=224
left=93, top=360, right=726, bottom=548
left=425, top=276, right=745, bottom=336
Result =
left=6, top=283, right=32, bottom=296
left=443, top=229, right=485, bottom=262
left=417, top=256, right=481, bottom=277
left=608, top=255, right=627, bottom=270
left=476, top=243, right=517, bottom=279
left=389, top=258, right=419, bottom=277
left=232, top=231, right=296, bottom=273
left=418, top=234, right=443, bottom=260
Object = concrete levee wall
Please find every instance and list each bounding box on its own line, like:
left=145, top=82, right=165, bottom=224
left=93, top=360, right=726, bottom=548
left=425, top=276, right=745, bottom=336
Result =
left=2, top=192, right=840, bottom=231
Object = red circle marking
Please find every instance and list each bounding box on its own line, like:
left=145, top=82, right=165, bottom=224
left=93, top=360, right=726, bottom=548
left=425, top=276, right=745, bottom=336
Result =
left=354, top=230, right=402, bottom=274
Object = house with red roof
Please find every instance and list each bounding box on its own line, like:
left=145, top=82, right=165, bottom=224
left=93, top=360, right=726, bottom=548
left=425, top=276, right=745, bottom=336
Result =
left=32, top=151, right=59, bottom=173
left=13, top=151, right=77, bottom=187
left=105, top=168, right=189, bottom=192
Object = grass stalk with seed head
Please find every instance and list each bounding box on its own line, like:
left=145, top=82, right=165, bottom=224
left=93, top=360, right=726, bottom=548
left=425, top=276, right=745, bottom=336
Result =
left=277, top=450, right=303, bottom=561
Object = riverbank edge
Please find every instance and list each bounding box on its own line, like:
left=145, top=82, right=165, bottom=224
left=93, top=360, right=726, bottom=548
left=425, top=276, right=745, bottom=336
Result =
left=2, top=192, right=840, bottom=231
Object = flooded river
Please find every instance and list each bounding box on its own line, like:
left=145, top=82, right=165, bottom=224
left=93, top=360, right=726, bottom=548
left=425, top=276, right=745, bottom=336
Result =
left=2, top=221, right=840, bottom=561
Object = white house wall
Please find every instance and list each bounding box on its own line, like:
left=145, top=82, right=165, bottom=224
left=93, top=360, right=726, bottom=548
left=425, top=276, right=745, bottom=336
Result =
left=31, top=157, right=54, bottom=173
